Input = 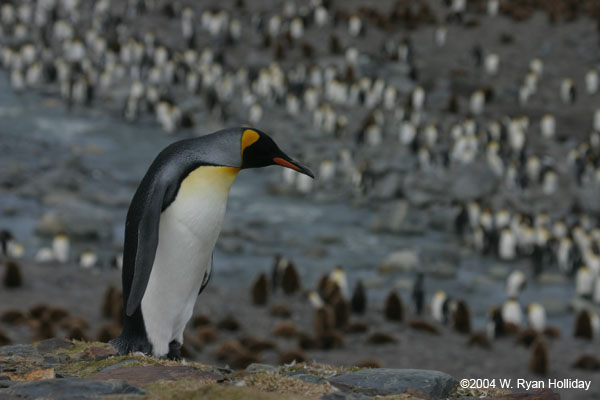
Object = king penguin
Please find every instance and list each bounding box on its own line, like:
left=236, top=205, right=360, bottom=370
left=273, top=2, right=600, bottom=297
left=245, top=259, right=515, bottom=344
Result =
left=111, top=128, right=313, bottom=359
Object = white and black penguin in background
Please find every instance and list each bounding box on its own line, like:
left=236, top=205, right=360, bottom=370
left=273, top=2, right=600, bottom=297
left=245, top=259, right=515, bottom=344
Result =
left=111, top=128, right=314, bottom=359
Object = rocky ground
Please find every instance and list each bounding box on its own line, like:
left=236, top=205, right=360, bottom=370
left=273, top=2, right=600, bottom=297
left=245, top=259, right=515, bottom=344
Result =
left=0, top=260, right=598, bottom=399
left=0, top=338, right=560, bottom=400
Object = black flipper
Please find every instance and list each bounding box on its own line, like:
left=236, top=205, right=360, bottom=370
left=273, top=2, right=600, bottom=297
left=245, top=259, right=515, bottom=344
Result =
left=125, top=178, right=167, bottom=316
left=198, top=253, right=213, bottom=295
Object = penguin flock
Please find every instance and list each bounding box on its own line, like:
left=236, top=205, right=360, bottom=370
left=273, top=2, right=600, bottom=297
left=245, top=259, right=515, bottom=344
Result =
left=2, top=0, right=600, bottom=381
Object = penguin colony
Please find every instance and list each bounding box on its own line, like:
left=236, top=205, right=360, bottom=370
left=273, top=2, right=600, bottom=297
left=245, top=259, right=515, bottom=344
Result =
left=1, top=0, right=600, bottom=380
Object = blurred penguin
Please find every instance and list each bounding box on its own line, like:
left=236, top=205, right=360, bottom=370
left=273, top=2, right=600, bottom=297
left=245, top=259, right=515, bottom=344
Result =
left=411, top=272, right=425, bottom=315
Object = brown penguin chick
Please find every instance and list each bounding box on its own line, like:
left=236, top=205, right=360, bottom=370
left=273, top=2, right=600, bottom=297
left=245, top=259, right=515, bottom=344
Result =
left=452, top=300, right=471, bottom=334
left=215, top=339, right=254, bottom=368
left=543, top=326, right=561, bottom=339
left=32, top=319, right=55, bottom=341
left=516, top=328, right=539, bottom=347
left=3, top=260, right=23, bottom=288
left=0, top=309, right=27, bottom=325
left=183, top=332, right=204, bottom=351
left=215, top=339, right=245, bottom=360
left=355, top=359, right=383, bottom=368
left=191, top=314, right=212, bottom=328
left=573, top=310, right=593, bottom=340
left=529, top=336, right=548, bottom=375
left=29, top=304, right=49, bottom=320
left=323, top=282, right=342, bottom=305
left=408, top=320, right=440, bottom=335
left=60, top=316, right=89, bottom=331
left=572, top=354, right=600, bottom=371
left=273, top=321, right=300, bottom=339
left=317, top=331, right=344, bottom=350
left=0, top=329, right=11, bottom=346
left=96, top=323, right=121, bottom=343
left=217, top=315, right=241, bottom=331
left=196, top=326, right=219, bottom=344
left=251, top=272, right=269, bottom=305
left=240, top=336, right=278, bottom=352
left=101, top=285, right=118, bottom=318
left=345, top=321, right=369, bottom=334
left=282, top=262, right=301, bottom=294
left=48, top=307, right=70, bottom=323
left=366, top=332, right=397, bottom=345
left=313, top=306, right=334, bottom=338
left=230, top=350, right=261, bottom=370
left=383, top=291, right=403, bottom=322
left=351, top=280, right=367, bottom=314
left=333, top=298, right=350, bottom=329
left=503, top=322, right=520, bottom=336
left=317, top=273, right=331, bottom=297
left=297, top=332, right=319, bottom=350
left=467, top=331, right=491, bottom=349
left=270, top=304, right=292, bottom=318
left=67, top=326, right=90, bottom=341
left=279, top=349, right=307, bottom=364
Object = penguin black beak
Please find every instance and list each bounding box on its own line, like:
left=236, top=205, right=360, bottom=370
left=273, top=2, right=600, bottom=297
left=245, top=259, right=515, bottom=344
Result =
left=273, top=156, right=315, bottom=178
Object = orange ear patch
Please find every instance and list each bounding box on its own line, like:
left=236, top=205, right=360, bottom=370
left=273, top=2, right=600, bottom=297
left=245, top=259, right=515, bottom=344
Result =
left=241, top=129, right=260, bottom=155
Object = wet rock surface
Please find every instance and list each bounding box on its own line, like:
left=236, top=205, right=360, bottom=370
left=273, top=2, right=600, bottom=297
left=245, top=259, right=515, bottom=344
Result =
left=0, top=341, right=565, bottom=400
left=328, top=368, right=458, bottom=398
left=4, top=378, right=145, bottom=399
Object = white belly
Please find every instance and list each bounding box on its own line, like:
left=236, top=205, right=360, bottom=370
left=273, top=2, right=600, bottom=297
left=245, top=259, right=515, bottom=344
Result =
left=141, top=166, right=238, bottom=356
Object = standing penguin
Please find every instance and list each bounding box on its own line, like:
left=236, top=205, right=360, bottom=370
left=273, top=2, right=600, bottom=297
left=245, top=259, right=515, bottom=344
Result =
left=111, top=128, right=313, bottom=358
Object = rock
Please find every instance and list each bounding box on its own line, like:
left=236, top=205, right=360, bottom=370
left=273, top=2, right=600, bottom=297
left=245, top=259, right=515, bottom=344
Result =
left=537, top=273, right=567, bottom=285
left=448, top=164, right=498, bottom=201
left=5, top=378, right=144, bottom=399
left=5, top=368, right=55, bottom=382
left=321, top=392, right=371, bottom=400
left=488, top=389, right=559, bottom=399
left=371, top=172, right=403, bottom=201
left=79, top=346, right=116, bottom=361
left=370, top=200, right=408, bottom=233
left=36, top=339, right=74, bottom=354
left=87, top=366, right=222, bottom=387
left=378, top=250, right=419, bottom=274
left=245, top=364, right=277, bottom=373
left=289, top=374, right=325, bottom=384
left=327, top=369, right=457, bottom=399
left=424, top=262, right=457, bottom=279
left=35, top=200, right=114, bottom=240
left=97, top=360, right=141, bottom=372
left=0, top=345, right=37, bottom=357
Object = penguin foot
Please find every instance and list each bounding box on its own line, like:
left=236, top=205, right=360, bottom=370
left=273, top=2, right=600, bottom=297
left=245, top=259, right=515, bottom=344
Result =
left=166, top=340, right=182, bottom=361
left=109, top=334, right=152, bottom=356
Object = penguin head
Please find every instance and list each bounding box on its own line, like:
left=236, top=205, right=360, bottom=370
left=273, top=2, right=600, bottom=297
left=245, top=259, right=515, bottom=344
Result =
left=239, top=128, right=314, bottom=178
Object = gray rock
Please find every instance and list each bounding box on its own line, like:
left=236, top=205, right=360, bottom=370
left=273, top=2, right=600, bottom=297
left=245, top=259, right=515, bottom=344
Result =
left=371, top=171, right=402, bottom=200
left=0, top=345, right=37, bottom=357
left=327, top=369, right=457, bottom=399
left=245, top=363, right=277, bottom=373
left=36, top=338, right=74, bottom=354
left=321, top=392, right=371, bottom=400
left=378, top=250, right=419, bottom=274
left=6, top=378, right=145, bottom=400
left=99, top=360, right=141, bottom=372
left=290, top=374, right=325, bottom=384
left=0, top=380, right=16, bottom=389
left=448, top=164, right=498, bottom=201
left=370, top=200, right=408, bottom=233
left=35, top=200, right=113, bottom=240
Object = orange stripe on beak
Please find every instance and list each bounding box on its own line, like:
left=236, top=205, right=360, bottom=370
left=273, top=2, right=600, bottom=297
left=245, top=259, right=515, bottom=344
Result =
left=273, top=157, right=301, bottom=172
